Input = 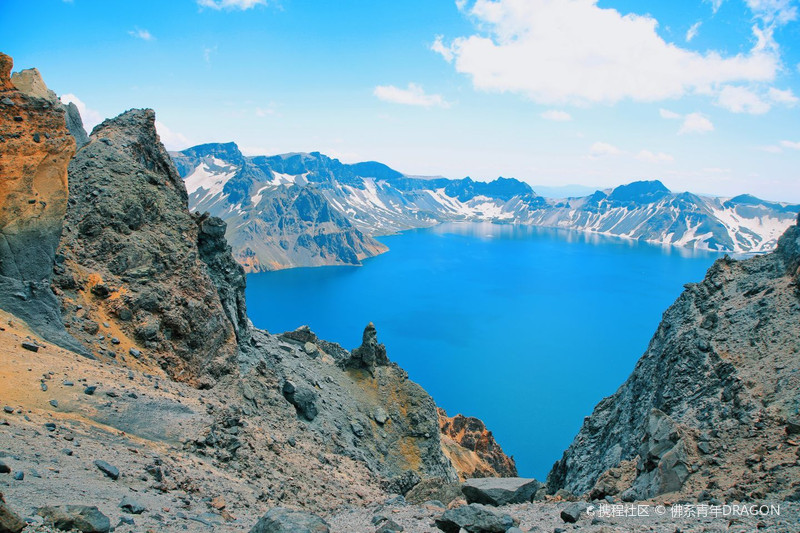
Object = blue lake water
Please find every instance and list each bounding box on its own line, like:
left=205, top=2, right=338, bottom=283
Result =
left=246, top=223, right=720, bottom=480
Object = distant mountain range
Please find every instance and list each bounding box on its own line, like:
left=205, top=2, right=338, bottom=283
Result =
left=171, top=143, right=800, bottom=272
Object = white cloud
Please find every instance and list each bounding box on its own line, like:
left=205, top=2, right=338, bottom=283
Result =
left=541, top=109, right=572, bottom=121
left=781, top=140, right=800, bottom=150
left=706, top=0, right=724, bottom=13
left=745, top=0, right=798, bottom=25
left=198, top=0, right=267, bottom=9
left=636, top=150, right=674, bottom=163
left=374, top=83, right=449, bottom=108
left=686, top=21, right=702, bottom=42
left=431, top=35, right=454, bottom=62
left=679, top=112, right=714, bottom=134
left=60, top=94, right=104, bottom=131
left=434, top=0, right=779, bottom=106
left=128, top=28, right=154, bottom=41
left=768, top=87, right=798, bottom=105
left=659, top=108, right=682, bottom=119
left=716, top=85, right=771, bottom=114
left=589, top=142, right=622, bottom=157
left=155, top=121, right=191, bottom=151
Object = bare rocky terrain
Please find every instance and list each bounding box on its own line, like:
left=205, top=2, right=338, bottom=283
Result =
left=2, top=51, right=800, bottom=533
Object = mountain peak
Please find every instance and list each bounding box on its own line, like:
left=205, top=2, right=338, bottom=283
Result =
left=607, top=180, right=670, bottom=203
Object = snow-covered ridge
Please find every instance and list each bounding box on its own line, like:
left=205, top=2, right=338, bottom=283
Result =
left=171, top=144, right=799, bottom=269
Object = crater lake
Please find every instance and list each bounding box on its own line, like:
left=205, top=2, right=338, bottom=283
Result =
left=246, top=222, right=721, bottom=479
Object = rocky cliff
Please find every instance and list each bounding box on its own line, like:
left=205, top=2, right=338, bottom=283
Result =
left=547, top=219, right=800, bottom=502
left=0, top=53, right=85, bottom=355
left=438, top=408, right=518, bottom=480
left=53, top=108, right=243, bottom=387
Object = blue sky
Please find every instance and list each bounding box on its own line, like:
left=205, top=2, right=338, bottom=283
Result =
left=2, top=0, right=799, bottom=201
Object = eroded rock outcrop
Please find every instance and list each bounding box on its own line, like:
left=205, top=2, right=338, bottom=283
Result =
left=241, top=323, right=459, bottom=485
left=54, top=108, right=243, bottom=386
left=0, top=53, right=85, bottom=354
left=438, top=408, right=518, bottom=480
left=548, top=220, right=800, bottom=502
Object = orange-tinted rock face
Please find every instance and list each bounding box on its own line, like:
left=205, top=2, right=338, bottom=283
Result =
left=0, top=52, right=83, bottom=353
left=438, top=407, right=518, bottom=480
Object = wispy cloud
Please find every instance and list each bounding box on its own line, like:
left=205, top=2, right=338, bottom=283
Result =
left=203, top=46, right=218, bottom=63
left=374, top=83, right=449, bottom=108
left=781, top=140, right=800, bottom=150
left=716, top=85, right=770, bottom=114
left=636, top=150, right=674, bottom=164
left=128, top=28, right=154, bottom=41
left=768, top=87, right=798, bottom=106
left=679, top=113, right=715, bottom=135
left=540, top=110, right=572, bottom=122
left=686, top=21, right=702, bottom=42
left=589, top=142, right=622, bottom=158
left=198, top=0, right=267, bottom=10
left=659, top=108, right=682, bottom=120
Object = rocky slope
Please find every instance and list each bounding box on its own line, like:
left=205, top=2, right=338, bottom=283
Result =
left=547, top=218, right=800, bottom=503
left=173, top=143, right=799, bottom=271
left=0, top=53, right=85, bottom=356
left=438, top=408, right=518, bottom=480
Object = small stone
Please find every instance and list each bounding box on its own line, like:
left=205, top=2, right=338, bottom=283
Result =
left=49, top=399, right=59, bottom=408
left=62, top=449, right=73, bottom=456
left=0, top=461, right=10, bottom=473
left=373, top=407, right=389, bottom=425
left=84, top=386, right=97, bottom=395
left=376, top=518, right=404, bottom=532
left=13, top=471, right=24, bottom=481
left=21, top=342, right=39, bottom=352
left=2, top=406, right=13, bottom=414
left=41, top=382, right=48, bottom=392
left=560, top=502, right=589, bottom=523
left=129, top=348, right=141, bottom=358
left=64, top=381, right=74, bottom=386
left=1, top=97, right=13, bottom=105
left=110, top=337, right=120, bottom=345
left=44, top=422, right=56, bottom=431
left=119, top=496, right=146, bottom=514
left=94, top=460, right=119, bottom=480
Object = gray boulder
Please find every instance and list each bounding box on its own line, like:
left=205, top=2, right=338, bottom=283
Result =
left=249, top=507, right=329, bottom=533
left=282, top=380, right=319, bottom=421
left=434, top=503, right=516, bottom=533
left=119, top=495, right=146, bottom=514
left=560, top=502, right=589, bottom=523
left=37, top=505, right=110, bottom=533
left=462, top=477, right=541, bottom=506
left=405, top=477, right=463, bottom=505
